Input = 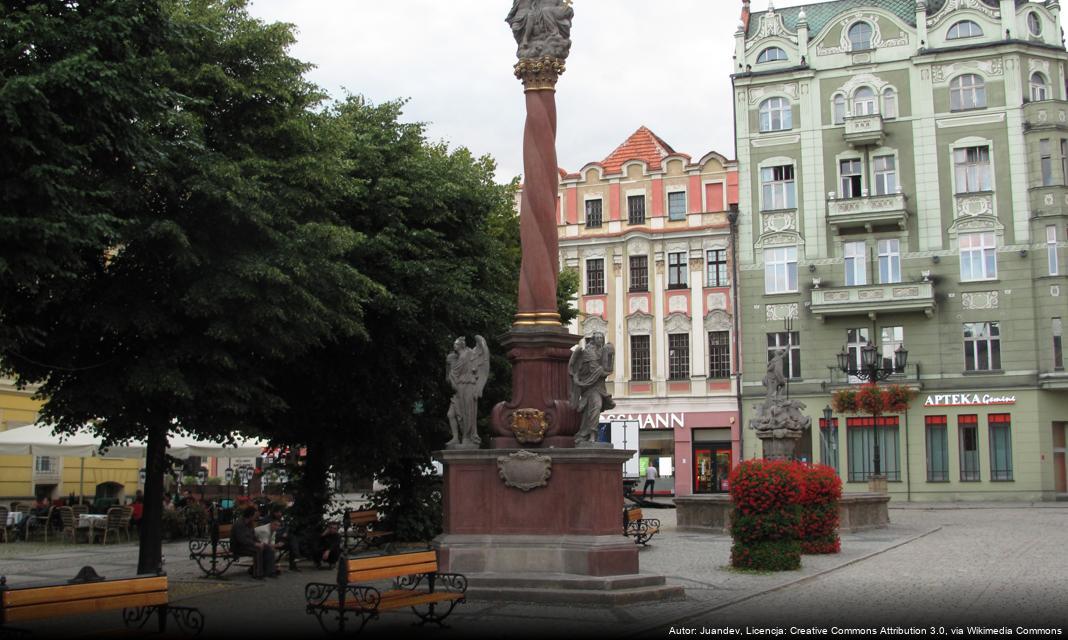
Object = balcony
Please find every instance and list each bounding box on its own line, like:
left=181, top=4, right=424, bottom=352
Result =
left=1023, top=99, right=1068, bottom=131
left=843, top=114, right=884, bottom=147
left=810, top=281, right=935, bottom=319
left=826, top=193, right=908, bottom=232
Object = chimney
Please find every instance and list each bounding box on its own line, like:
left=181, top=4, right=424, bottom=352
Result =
left=741, top=0, right=751, bottom=32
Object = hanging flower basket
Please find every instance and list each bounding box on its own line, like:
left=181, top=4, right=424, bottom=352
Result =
left=832, top=383, right=915, bottom=416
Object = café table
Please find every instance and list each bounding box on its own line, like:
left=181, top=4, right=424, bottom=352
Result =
left=77, top=513, right=107, bottom=542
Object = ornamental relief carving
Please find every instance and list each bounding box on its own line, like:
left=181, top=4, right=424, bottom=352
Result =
left=582, top=315, right=608, bottom=336
left=762, top=211, right=797, bottom=234
left=582, top=247, right=607, bottom=260
left=834, top=73, right=890, bottom=98
left=706, top=292, right=728, bottom=311
left=748, top=84, right=798, bottom=105
left=823, top=291, right=850, bottom=302
left=926, top=0, right=999, bottom=27
left=1029, top=58, right=1052, bottom=74
left=668, top=295, right=690, bottom=314
left=665, top=313, right=691, bottom=334
left=627, top=239, right=649, bottom=254
left=750, top=10, right=793, bottom=43
left=931, top=58, right=1003, bottom=83
left=766, top=303, right=799, bottom=322
left=892, top=287, right=920, bottom=298
left=954, top=216, right=1001, bottom=234
left=757, top=231, right=802, bottom=248
left=817, top=13, right=908, bottom=56
left=858, top=288, right=886, bottom=300
left=585, top=298, right=605, bottom=317
left=628, top=295, right=650, bottom=315
left=627, top=312, right=653, bottom=335
left=704, top=309, right=732, bottom=332
left=704, top=237, right=729, bottom=251
left=962, top=291, right=999, bottom=310
left=955, top=194, right=993, bottom=218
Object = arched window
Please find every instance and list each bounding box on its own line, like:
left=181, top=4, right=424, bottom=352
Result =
left=882, top=88, right=898, bottom=119
left=848, top=22, right=873, bottom=51
left=833, top=94, right=846, bottom=125
left=757, top=47, right=788, bottom=64
left=1031, top=72, right=1049, bottom=101
left=759, top=97, right=792, bottom=132
left=1028, top=12, right=1043, bottom=37
left=853, top=87, right=877, bottom=116
left=950, top=74, right=986, bottom=111
left=947, top=20, right=983, bottom=40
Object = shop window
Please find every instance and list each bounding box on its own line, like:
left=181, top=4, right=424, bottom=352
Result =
left=989, top=414, right=1013, bottom=481
left=693, top=446, right=732, bottom=494
left=819, top=417, right=840, bottom=474
left=959, top=415, right=980, bottom=481
left=925, top=416, right=949, bottom=482
left=846, top=416, right=900, bottom=482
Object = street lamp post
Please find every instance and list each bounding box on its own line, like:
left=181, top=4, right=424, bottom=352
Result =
left=224, top=467, right=233, bottom=505
left=835, top=342, right=908, bottom=483
left=821, top=405, right=836, bottom=470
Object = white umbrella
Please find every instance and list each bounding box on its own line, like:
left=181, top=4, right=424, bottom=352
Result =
left=0, top=423, right=113, bottom=458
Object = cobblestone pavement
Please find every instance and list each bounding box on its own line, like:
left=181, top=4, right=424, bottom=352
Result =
left=1, top=504, right=1064, bottom=639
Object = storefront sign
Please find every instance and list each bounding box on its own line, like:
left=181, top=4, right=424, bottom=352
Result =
left=602, top=412, right=685, bottom=430
left=923, top=393, right=1017, bottom=407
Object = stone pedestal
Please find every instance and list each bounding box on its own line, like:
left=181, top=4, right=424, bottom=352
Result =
left=868, top=474, right=888, bottom=494
left=434, top=448, right=683, bottom=604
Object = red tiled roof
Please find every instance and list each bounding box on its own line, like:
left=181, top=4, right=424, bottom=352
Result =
left=599, top=126, right=677, bottom=174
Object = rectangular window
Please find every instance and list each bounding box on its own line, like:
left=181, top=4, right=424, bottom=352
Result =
left=925, top=416, right=949, bottom=482
left=873, top=155, right=897, bottom=195
left=708, top=331, right=731, bottom=379
left=878, top=238, right=901, bottom=283
left=760, top=165, right=796, bottom=210
left=627, top=194, right=646, bottom=225
left=844, top=241, right=867, bottom=286
left=629, top=255, right=648, bottom=292
left=706, top=249, right=728, bottom=287
left=34, top=456, right=55, bottom=473
left=819, top=417, right=840, bottom=474
left=1048, top=225, right=1059, bottom=276
left=881, top=326, right=904, bottom=370
left=667, top=191, right=687, bottom=221
left=1062, top=139, right=1068, bottom=185
left=846, top=328, right=870, bottom=378
left=585, top=258, right=604, bottom=295
left=630, top=335, right=651, bottom=381
left=585, top=199, right=603, bottom=228
left=840, top=158, right=863, bottom=198
left=959, top=415, right=980, bottom=481
left=1054, top=318, right=1064, bottom=371
left=764, top=246, right=798, bottom=294
left=959, top=231, right=997, bottom=281
left=767, top=331, right=801, bottom=379
left=668, top=251, right=687, bottom=289
left=846, top=416, right=901, bottom=482
left=989, top=414, right=1013, bottom=481
left=1041, top=139, right=1054, bottom=186
left=668, top=333, right=690, bottom=380
left=954, top=146, right=992, bottom=193
left=963, top=321, right=1001, bottom=371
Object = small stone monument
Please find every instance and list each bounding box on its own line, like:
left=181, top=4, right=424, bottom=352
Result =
left=748, top=349, right=811, bottom=460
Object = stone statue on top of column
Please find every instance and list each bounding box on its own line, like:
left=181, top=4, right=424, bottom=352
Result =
left=506, top=0, right=574, bottom=60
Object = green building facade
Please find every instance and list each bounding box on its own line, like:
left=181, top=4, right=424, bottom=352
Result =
left=734, top=0, right=1068, bottom=500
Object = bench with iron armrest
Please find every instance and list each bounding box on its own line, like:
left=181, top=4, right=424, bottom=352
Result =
left=304, top=551, right=466, bottom=634
left=0, top=567, right=204, bottom=637
left=623, top=507, right=660, bottom=546
left=343, top=510, right=394, bottom=552
left=188, top=523, right=235, bottom=578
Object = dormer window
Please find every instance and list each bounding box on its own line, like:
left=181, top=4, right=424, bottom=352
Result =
left=757, top=47, right=788, bottom=64
left=947, top=20, right=983, bottom=40
left=1028, top=12, right=1043, bottom=37
left=848, top=22, right=873, bottom=51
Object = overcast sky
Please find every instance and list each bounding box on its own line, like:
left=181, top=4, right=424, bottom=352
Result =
left=247, top=1, right=811, bottom=182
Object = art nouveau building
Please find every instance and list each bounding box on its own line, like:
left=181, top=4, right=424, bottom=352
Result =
left=553, top=127, right=741, bottom=497
left=734, top=0, right=1068, bottom=500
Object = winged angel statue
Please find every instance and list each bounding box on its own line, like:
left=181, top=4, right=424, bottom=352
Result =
left=446, top=336, right=490, bottom=447
left=506, top=0, right=574, bottom=60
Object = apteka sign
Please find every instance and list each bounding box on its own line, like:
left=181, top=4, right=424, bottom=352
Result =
left=923, top=393, right=1017, bottom=407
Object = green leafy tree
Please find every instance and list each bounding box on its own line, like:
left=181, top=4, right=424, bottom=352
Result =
left=0, top=0, right=372, bottom=573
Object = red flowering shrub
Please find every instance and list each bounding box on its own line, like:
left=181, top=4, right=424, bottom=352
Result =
left=728, top=460, right=802, bottom=571
left=796, top=464, right=842, bottom=555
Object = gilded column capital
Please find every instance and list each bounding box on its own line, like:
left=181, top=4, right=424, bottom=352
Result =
left=514, top=56, right=566, bottom=91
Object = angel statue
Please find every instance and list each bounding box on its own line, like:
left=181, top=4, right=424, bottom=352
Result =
left=506, top=0, right=574, bottom=60
left=446, top=335, right=490, bottom=448
left=569, top=332, right=615, bottom=445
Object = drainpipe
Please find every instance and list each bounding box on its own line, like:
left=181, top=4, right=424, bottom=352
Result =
left=728, top=203, right=743, bottom=463
left=904, top=404, right=912, bottom=503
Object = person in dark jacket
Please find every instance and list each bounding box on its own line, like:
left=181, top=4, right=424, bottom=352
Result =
left=231, top=506, right=277, bottom=579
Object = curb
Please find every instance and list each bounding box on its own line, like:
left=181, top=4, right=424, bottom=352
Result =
left=625, top=525, right=943, bottom=638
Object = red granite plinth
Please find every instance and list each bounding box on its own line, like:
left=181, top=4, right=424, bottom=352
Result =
left=490, top=327, right=581, bottom=445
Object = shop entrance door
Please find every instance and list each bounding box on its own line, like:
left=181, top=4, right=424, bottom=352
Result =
left=693, top=446, right=732, bottom=494
left=1054, top=423, right=1066, bottom=495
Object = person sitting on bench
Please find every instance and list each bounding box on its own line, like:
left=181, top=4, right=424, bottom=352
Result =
left=232, top=506, right=277, bottom=579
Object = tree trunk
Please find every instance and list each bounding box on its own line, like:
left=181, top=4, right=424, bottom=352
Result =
left=291, top=439, right=330, bottom=550
left=137, top=424, right=167, bottom=574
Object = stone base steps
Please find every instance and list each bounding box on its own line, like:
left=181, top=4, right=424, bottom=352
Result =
left=464, top=572, right=686, bottom=605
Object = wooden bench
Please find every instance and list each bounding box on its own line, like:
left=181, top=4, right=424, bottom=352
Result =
left=188, top=523, right=236, bottom=578
left=623, top=507, right=660, bottom=546
left=343, top=510, right=394, bottom=552
left=0, top=567, right=203, bottom=636
left=304, top=550, right=466, bottom=634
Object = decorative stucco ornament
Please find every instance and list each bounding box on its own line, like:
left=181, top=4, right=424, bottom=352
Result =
left=497, top=450, right=552, bottom=491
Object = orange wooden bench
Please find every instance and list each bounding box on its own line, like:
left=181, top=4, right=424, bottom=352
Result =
left=304, top=550, right=466, bottom=634
left=0, top=567, right=204, bottom=636
left=343, top=510, right=394, bottom=552
left=623, top=507, right=660, bottom=546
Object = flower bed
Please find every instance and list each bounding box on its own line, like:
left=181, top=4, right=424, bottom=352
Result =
left=728, top=459, right=802, bottom=571
left=796, top=464, right=842, bottom=554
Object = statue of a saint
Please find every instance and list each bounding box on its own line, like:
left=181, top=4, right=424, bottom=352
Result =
left=506, top=0, right=574, bottom=60
left=568, top=333, right=615, bottom=444
left=446, top=336, right=490, bottom=447
left=763, top=349, right=787, bottom=400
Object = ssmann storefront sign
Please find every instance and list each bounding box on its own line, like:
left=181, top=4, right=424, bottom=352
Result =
left=601, top=413, right=685, bottom=430
left=923, top=393, right=1017, bottom=407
